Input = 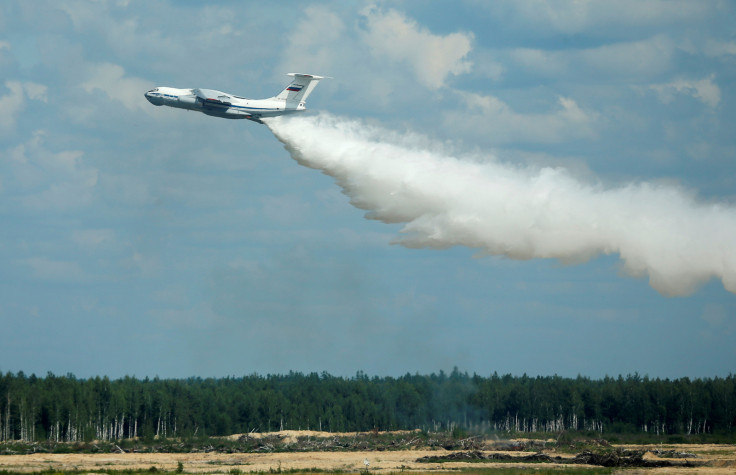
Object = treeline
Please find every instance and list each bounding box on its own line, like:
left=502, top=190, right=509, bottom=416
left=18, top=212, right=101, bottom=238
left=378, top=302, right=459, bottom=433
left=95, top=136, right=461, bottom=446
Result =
left=0, top=369, right=734, bottom=442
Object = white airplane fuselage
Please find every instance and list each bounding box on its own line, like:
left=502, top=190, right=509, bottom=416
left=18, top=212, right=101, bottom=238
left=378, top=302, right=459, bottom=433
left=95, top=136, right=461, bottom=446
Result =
left=144, top=73, right=325, bottom=123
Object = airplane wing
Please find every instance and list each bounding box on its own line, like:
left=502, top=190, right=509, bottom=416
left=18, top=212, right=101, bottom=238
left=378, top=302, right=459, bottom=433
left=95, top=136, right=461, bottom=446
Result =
left=193, top=88, right=232, bottom=107
left=191, top=87, right=262, bottom=122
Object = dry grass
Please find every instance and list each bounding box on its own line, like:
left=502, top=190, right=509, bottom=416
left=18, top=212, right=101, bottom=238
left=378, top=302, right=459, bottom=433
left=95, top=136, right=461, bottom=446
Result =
left=0, top=432, right=733, bottom=473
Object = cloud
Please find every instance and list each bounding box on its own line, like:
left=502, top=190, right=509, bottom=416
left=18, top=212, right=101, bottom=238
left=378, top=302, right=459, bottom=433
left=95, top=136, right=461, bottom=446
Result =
left=23, top=257, right=85, bottom=282
left=704, top=40, right=736, bottom=57
left=360, top=6, right=473, bottom=89
left=648, top=75, right=721, bottom=108
left=444, top=93, right=597, bottom=144
left=21, top=177, right=97, bottom=211
left=278, top=5, right=473, bottom=109
left=479, top=1, right=714, bottom=35
left=152, top=284, right=191, bottom=306
left=97, top=173, right=155, bottom=207
left=277, top=6, right=346, bottom=76
left=149, top=303, right=223, bottom=330
left=21, top=83, right=48, bottom=102
left=470, top=51, right=505, bottom=81
left=509, top=35, right=676, bottom=82
left=82, top=62, right=151, bottom=111
left=0, top=81, right=48, bottom=133
left=4, top=131, right=97, bottom=211
left=0, top=83, right=25, bottom=131
left=120, top=251, right=161, bottom=278
left=71, top=229, right=116, bottom=247
left=260, top=194, right=314, bottom=225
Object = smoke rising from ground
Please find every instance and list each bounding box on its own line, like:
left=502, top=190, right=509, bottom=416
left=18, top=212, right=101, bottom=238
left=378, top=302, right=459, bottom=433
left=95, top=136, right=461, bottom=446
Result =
left=266, top=114, right=736, bottom=296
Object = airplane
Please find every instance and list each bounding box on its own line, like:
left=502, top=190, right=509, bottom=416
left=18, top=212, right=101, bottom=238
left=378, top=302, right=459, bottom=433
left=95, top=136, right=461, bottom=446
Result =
left=144, top=73, right=326, bottom=124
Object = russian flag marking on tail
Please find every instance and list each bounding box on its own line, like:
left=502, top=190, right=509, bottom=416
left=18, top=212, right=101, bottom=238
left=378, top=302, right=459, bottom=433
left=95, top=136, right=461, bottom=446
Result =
left=272, top=73, right=329, bottom=104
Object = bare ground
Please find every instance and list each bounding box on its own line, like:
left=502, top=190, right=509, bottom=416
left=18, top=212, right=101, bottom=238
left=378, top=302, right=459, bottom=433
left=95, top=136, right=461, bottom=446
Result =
left=0, top=432, right=734, bottom=473
left=0, top=450, right=586, bottom=473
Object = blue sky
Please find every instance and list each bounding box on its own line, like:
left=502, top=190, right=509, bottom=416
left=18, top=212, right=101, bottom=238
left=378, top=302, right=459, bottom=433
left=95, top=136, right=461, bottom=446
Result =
left=1, top=0, right=734, bottom=379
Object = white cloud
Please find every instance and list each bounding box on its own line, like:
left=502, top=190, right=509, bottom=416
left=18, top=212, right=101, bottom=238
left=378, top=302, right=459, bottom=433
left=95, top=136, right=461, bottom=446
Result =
left=4, top=132, right=98, bottom=210
left=277, top=6, right=346, bottom=78
left=23, top=257, right=85, bottom=281
left=71, top=229, right=116, bottom=247
left=444, top=92, right=598, bottom=144
left=471, top=51, right=505, bottom=81
left=96, top=173, right=155, bottom=207
left=22, top=83, right=48, bottom=102
left=0, top=81, right=47, bottom=132
left=260, top=194, right=313, bottom=225
left=148, top=303, right=223, bottom=330
left=21, top=178, right=97, bottom=211
left=510, top=35, right=675, bottom=81
left=54, top=1, right=276, bottom=84
left=580, top=35, right=675, bottom=78
left=0, top=82, right=24, bottom=131
left=479, top=1, right=713, bottom=35
left=82, top=62, right=151, bottom=111
left=704, top=40, right=736, bottom=57
left=648, top=75, right=721, bottom=108
left=120, top=251, right=161, bottom=278
left=279, top=5, right=473, bottom=103
left=360, top=6, right=473, bottom=89
left=152, top=285, right=191, bottom=306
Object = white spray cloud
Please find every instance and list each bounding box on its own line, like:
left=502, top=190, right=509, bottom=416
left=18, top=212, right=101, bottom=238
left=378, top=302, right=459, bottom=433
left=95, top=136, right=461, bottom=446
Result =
left=266, top=114, right=736, bottom=297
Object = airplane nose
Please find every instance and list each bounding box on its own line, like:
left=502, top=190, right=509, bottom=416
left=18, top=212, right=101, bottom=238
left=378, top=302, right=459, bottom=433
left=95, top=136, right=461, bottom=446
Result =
left=145, top=91, right=162, bottom=106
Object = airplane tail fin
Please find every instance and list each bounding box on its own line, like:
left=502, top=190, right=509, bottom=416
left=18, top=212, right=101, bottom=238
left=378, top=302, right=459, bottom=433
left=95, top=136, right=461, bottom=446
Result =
left=273, top=73, right=327, bottom=106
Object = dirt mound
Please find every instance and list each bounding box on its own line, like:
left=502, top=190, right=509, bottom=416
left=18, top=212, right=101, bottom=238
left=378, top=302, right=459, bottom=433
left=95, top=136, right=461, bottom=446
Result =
left=418, top=449, right=706, bottom=468
left=224, top=429, right=419, bottom=442
left=417, top=451, right=559, bottom=463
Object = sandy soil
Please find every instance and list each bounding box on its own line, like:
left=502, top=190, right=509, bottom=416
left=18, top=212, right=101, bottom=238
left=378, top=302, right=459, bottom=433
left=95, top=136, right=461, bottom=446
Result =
left=0, top=435, right=733, bottom=473
left=616, top=443, right=736, bottom=474
left=0, top=450, right=582, bottom=473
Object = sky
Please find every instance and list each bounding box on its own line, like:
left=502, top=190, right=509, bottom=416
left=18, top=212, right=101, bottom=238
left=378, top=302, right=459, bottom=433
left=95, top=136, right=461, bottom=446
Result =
left=1, top=0, right=735, bottom=380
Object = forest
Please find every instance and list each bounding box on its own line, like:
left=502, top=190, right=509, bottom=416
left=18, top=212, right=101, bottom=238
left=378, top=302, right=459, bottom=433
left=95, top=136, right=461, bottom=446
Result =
left=0, top=369, right=733, bottom=442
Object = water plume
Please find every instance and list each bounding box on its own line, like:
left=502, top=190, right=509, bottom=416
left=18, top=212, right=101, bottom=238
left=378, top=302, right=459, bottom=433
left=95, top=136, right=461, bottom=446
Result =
left=266, top=113, right=736, bottom=296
